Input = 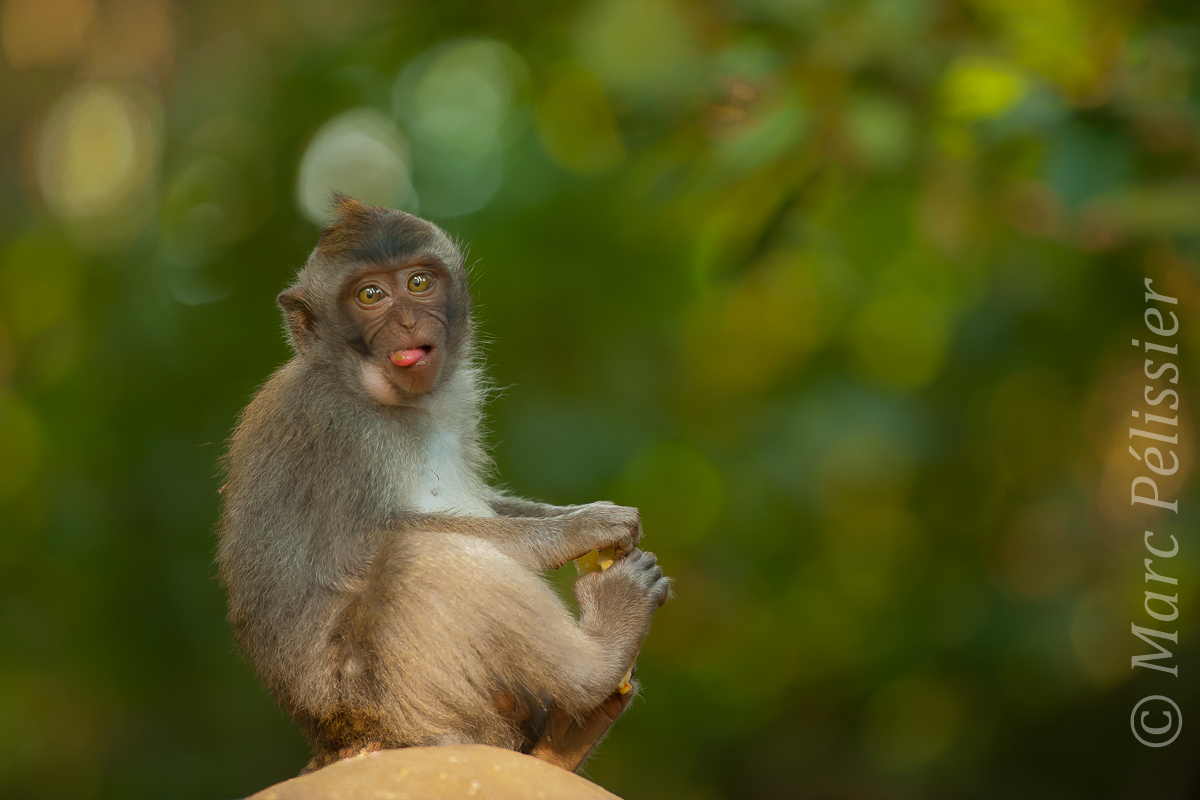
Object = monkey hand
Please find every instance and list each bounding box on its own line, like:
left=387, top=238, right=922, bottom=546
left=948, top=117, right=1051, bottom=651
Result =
left=566, top=501, right=642, bottom=560
left=574, top=549, right=671, bottom=621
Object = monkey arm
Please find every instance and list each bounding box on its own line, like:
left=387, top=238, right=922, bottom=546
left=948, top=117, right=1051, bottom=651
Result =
left=387, top=509, right=641, bottom=572
left=486, top=495, right=645, bottom=566
left=486, top=491, right=590, bottom=519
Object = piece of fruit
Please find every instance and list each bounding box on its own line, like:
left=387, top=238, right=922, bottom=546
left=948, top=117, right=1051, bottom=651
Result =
left=574, top=545, right=617, bottom=574
left=617, top=665, right=634, bottom=695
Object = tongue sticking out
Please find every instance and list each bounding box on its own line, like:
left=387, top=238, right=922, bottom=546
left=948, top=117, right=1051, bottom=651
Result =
left=390, top=347, right=430, bottom=367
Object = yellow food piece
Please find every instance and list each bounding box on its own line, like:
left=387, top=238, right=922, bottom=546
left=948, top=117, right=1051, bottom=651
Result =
left=617, top=666, right=634, bottom=695
left=574, top=545, right=617, bottom=574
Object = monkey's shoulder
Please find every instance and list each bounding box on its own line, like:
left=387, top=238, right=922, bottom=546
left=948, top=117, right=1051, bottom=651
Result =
left=234, top=366, right=355, bottom=448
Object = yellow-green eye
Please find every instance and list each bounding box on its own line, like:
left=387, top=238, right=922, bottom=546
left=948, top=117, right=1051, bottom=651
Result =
left=407, top=273, right=433, bottom=294
left=357, top=285, right=385, bottom=305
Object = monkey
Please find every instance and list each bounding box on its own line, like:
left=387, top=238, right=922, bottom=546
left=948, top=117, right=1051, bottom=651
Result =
left=216, top=195, right=670, bottom=774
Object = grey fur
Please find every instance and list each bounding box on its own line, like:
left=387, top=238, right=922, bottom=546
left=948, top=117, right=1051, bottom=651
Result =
left=217, top=199, right=668, bottom=769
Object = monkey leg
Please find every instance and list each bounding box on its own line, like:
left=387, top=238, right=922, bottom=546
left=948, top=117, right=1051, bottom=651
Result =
left=332, top=534, right=664, bottom=762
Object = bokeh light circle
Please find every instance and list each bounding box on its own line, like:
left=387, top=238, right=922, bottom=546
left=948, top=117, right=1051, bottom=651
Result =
left=35, top=79, right=160, bottom=224
left=394, top=38, right=529, bottom=216
left=296, top=108, right=413, bottom=225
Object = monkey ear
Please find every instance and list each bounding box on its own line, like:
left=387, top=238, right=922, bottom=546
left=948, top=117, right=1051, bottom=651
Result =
left=277, top=287, right=315, bottom=355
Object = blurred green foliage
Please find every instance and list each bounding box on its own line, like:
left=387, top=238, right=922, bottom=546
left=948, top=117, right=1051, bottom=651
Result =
left=1, top=0, right=1199, bottom=797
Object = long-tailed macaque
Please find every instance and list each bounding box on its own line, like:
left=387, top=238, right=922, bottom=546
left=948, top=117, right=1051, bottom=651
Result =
left=217, top=196, right=669, bottom=773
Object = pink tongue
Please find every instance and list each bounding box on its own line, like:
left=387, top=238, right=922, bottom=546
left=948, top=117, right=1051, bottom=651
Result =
left=390, top=348, right=428, bottom=367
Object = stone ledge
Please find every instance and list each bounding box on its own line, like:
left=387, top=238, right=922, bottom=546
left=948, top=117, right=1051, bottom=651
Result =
left=247, top=745, right=623, bottom=800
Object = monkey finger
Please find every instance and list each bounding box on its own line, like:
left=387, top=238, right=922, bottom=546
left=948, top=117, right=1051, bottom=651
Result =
left=656, top=577, right=673, bottom=607
left=582, top=503, right=642, bottom=555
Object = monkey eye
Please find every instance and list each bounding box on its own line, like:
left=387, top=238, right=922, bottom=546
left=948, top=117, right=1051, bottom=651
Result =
left=407, top=273, right=434, bottom=294
left=357, top=285, right=386, bottom=305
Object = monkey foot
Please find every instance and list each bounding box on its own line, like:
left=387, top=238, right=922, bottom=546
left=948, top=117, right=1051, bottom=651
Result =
left=530, top=684, right=635, bottom=773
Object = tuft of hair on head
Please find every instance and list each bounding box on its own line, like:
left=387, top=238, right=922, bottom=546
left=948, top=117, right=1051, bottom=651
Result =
left=314, top=193, right=443, bottom=268
left=316, top=193, right=387, bottom=259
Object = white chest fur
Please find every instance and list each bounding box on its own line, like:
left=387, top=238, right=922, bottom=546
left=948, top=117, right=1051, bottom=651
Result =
left=402, top=428, right=494, bottom=517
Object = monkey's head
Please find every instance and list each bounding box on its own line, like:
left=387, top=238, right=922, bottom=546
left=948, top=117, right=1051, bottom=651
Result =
left=278, top=196, right=473, bottom=405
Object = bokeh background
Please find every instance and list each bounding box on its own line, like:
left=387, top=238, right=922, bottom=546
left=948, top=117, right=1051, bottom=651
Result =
left=2, top=0, right=1199, bottom=797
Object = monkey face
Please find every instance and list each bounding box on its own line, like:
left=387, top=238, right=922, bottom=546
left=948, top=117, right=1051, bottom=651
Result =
left=277, top=198, right=474, bottom=406
left=342, top=261, right=453, bottom=403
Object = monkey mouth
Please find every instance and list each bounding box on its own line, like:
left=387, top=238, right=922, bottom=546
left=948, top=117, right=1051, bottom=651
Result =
left=389, top=346, right=434, bottom=368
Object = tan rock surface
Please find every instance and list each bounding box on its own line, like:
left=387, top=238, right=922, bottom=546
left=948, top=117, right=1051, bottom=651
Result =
left=247, top=745, right=623, bottom=800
